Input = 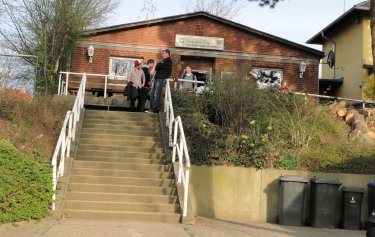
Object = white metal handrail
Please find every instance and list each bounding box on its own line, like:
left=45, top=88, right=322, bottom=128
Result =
left=58, top=72, right=127, bottom=98
left=293, top=92, right=374, bottom=108
left=51, top=73, right=87, bottom=210
left=164, top=81, right=191, bottom=218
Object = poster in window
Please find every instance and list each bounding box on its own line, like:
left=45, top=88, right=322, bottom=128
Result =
left=109, top=57, right=141, bottom=79
left=250, top=68, right=282, bottom=89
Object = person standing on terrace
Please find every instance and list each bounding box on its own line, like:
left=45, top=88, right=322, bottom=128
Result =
left=150, top=49, right=172, bottom=113
left=127, top=60, right=145, bottom=112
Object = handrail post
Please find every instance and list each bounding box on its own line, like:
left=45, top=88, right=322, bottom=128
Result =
left=178, top=135, right=183, bottom=183
left=183, top=167, right=190, bottom=217
left=58, top=73, right=62, bottom=95
left=65, top=73, right=70, bottom=95
left=67, top=112, right=72, bottom=157
left=104, top=75, right=108, bottom=98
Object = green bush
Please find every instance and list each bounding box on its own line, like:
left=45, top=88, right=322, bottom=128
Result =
left=0, top=141, right=52, bottom=223
left=171, top=74, right=375, bottom=173
left=0, top=91, right=72, bottom=158
left=173, top=91, right=228, bottom=165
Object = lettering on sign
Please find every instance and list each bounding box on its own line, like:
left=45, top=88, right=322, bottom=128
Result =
left=175, top=35, right=224, bottom=51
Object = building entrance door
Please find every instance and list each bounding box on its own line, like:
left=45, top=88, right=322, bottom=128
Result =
left=179, top=56, right=215, bottom=84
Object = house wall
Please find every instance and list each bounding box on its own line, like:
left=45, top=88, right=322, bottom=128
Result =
left=189, top=165, right=374, bottom=226
left=71, top=16, right=321, bottom=94
left=321, top=17, right=366, bottom=100
left=362, top=18, right=374, bottom=101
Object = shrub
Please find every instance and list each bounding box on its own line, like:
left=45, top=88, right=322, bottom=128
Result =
left=363, top=76, right=375, bottom=101
left=0, top=141, right=52, bottom=223
left=171, top=74, right=375, bottom=173
left=0, top=90, right=72, bottom=158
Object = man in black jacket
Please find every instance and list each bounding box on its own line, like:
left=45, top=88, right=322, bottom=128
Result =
left=150, top=49, right=172, bottom=113
left=139, top=59, right=154, bottom=112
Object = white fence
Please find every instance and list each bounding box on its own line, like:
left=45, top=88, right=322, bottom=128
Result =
left=164, top=81, right=191, bottom=217
left=58, top=72, right=127, bottom=98
left=51, top=73, right=87, bottom=210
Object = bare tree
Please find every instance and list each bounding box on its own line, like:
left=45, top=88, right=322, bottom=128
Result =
left=139, top=0, right=157, bottom=20
left=0, top=0, right=119, bottom=94
left=182, top=0, right=244, bottom=19
left=248, top=0, right=281, bottom=8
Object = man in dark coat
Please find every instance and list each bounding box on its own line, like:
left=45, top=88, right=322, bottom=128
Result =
left=139, top=59, right=154, bottom=112
left=150, top=49, right=172, bottom=113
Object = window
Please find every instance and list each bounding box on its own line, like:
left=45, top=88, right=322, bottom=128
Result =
left=250, top=68, right=283, bottom=89
left=109, top=57, right=141, bottom=79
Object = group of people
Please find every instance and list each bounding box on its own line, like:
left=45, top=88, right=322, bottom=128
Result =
left=126, top=48, right=199, bottom=113
left=126, top=49, right=172, bottom=113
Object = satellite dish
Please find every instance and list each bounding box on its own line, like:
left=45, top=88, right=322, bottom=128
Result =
left=327, top=50, right=335, bottom=69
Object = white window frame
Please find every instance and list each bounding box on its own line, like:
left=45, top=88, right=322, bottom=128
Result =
left=250, top=67, right=283, bottom=89
left=109, top=57, right=142, bottom=80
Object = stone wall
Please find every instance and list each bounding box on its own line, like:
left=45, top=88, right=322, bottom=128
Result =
left=189, top=166, right=375, bottom=226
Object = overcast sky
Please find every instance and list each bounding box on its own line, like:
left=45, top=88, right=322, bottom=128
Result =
left=109, top=0, right=365, bottom=50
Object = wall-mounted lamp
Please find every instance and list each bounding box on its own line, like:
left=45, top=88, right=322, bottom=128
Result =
left=299, top=61, right=306, bottom=78
left=88, top=44, right=95, bottom=63
left=359, top=81, right=365, bottom=89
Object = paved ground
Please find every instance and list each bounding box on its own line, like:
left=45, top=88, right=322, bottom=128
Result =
left=0, top=217, right=366, bottom=237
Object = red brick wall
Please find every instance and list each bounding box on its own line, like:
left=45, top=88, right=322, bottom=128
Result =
left=215, top=58, right=318, bottom=94
left=71, top=15, right=321, bottom=94
left=88, top=17, right=318, bottom=59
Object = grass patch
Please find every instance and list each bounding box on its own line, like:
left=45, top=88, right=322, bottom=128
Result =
left=0, top=90, right=73, bottom=159
left=0, top=140, right=53, bottom=223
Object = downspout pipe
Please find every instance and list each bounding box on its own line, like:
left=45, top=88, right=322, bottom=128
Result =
left=321, top=31, right=336, bottom=79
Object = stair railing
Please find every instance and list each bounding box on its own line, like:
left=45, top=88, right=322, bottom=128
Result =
left=164, top=81, right=191, bottom=218
left=51, top=73, right=87, bottom=210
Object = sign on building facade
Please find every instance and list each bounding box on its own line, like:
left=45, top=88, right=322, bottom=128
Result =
left=175, top=34, right=224, bottom=51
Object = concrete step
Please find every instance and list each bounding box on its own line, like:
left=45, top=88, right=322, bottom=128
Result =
left=78, top=138, right=163, bottom=148
left=63, top=209, right=180, bottom=223
left=71, top=168, right=173, bottom=179
left=66, top=191, right=177, bottom=204
left=64, top=200, right=179, bottom=213
left=84, top=110, right=158, bottom=120
left=68, top=183, right=176, bottom=195
left=79, top=133, right=161, bottom=142
left=78, top=144, right=164, bottom=154
left=72, top=161, right=171, bottom=172
left=77, top=155, right=165, bottom=164
left=80, top=128, right=161, bottom=137
left=69, top=175, right=174, bottom=187
left=77, top=150, right=165, bottom=158
left=84, top=118, right=160, bottom=127
left=82, top=123, right=161, bottom=132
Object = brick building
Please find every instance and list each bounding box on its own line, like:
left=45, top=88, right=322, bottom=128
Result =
left=71, top=12, right=323, bottom=93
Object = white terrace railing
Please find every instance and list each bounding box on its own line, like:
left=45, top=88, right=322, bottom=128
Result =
left=164, top=81, right=191, bottom=218
left=51, top=73, right=87, bottom=210
left=293, top=92, right=374, bottom=108
left=58, top=72, right=127, bottom=97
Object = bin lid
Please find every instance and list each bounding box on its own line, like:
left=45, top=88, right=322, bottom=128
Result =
left=368, top=181, right=375, bottom=187
left=342, top=186, right=365, bottom=193
left=310, top=177, right=341, bottom=185
left=369, top=213, right=375, bottom=224
left=279, top=175, right=308, bottom=183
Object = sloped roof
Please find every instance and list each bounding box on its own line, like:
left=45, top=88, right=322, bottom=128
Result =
left=307, top=1, right=370, bottom=44
left=89, top=11, right=323, bottom=57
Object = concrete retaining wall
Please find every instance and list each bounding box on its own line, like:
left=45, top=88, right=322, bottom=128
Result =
left=189, top=166, right=375, bottom=226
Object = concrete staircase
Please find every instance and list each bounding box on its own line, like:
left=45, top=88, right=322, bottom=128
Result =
left=62, top=109, right=181, bottom=222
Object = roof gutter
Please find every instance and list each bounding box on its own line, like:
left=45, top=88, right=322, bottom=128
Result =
left=321, top=31, right=336, bottom=79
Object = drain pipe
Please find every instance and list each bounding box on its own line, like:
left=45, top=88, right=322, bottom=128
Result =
left=321, top=31, right=336, bottom=79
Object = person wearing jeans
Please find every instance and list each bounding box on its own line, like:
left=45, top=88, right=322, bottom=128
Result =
left=150, top=49, right=172, bottom=113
